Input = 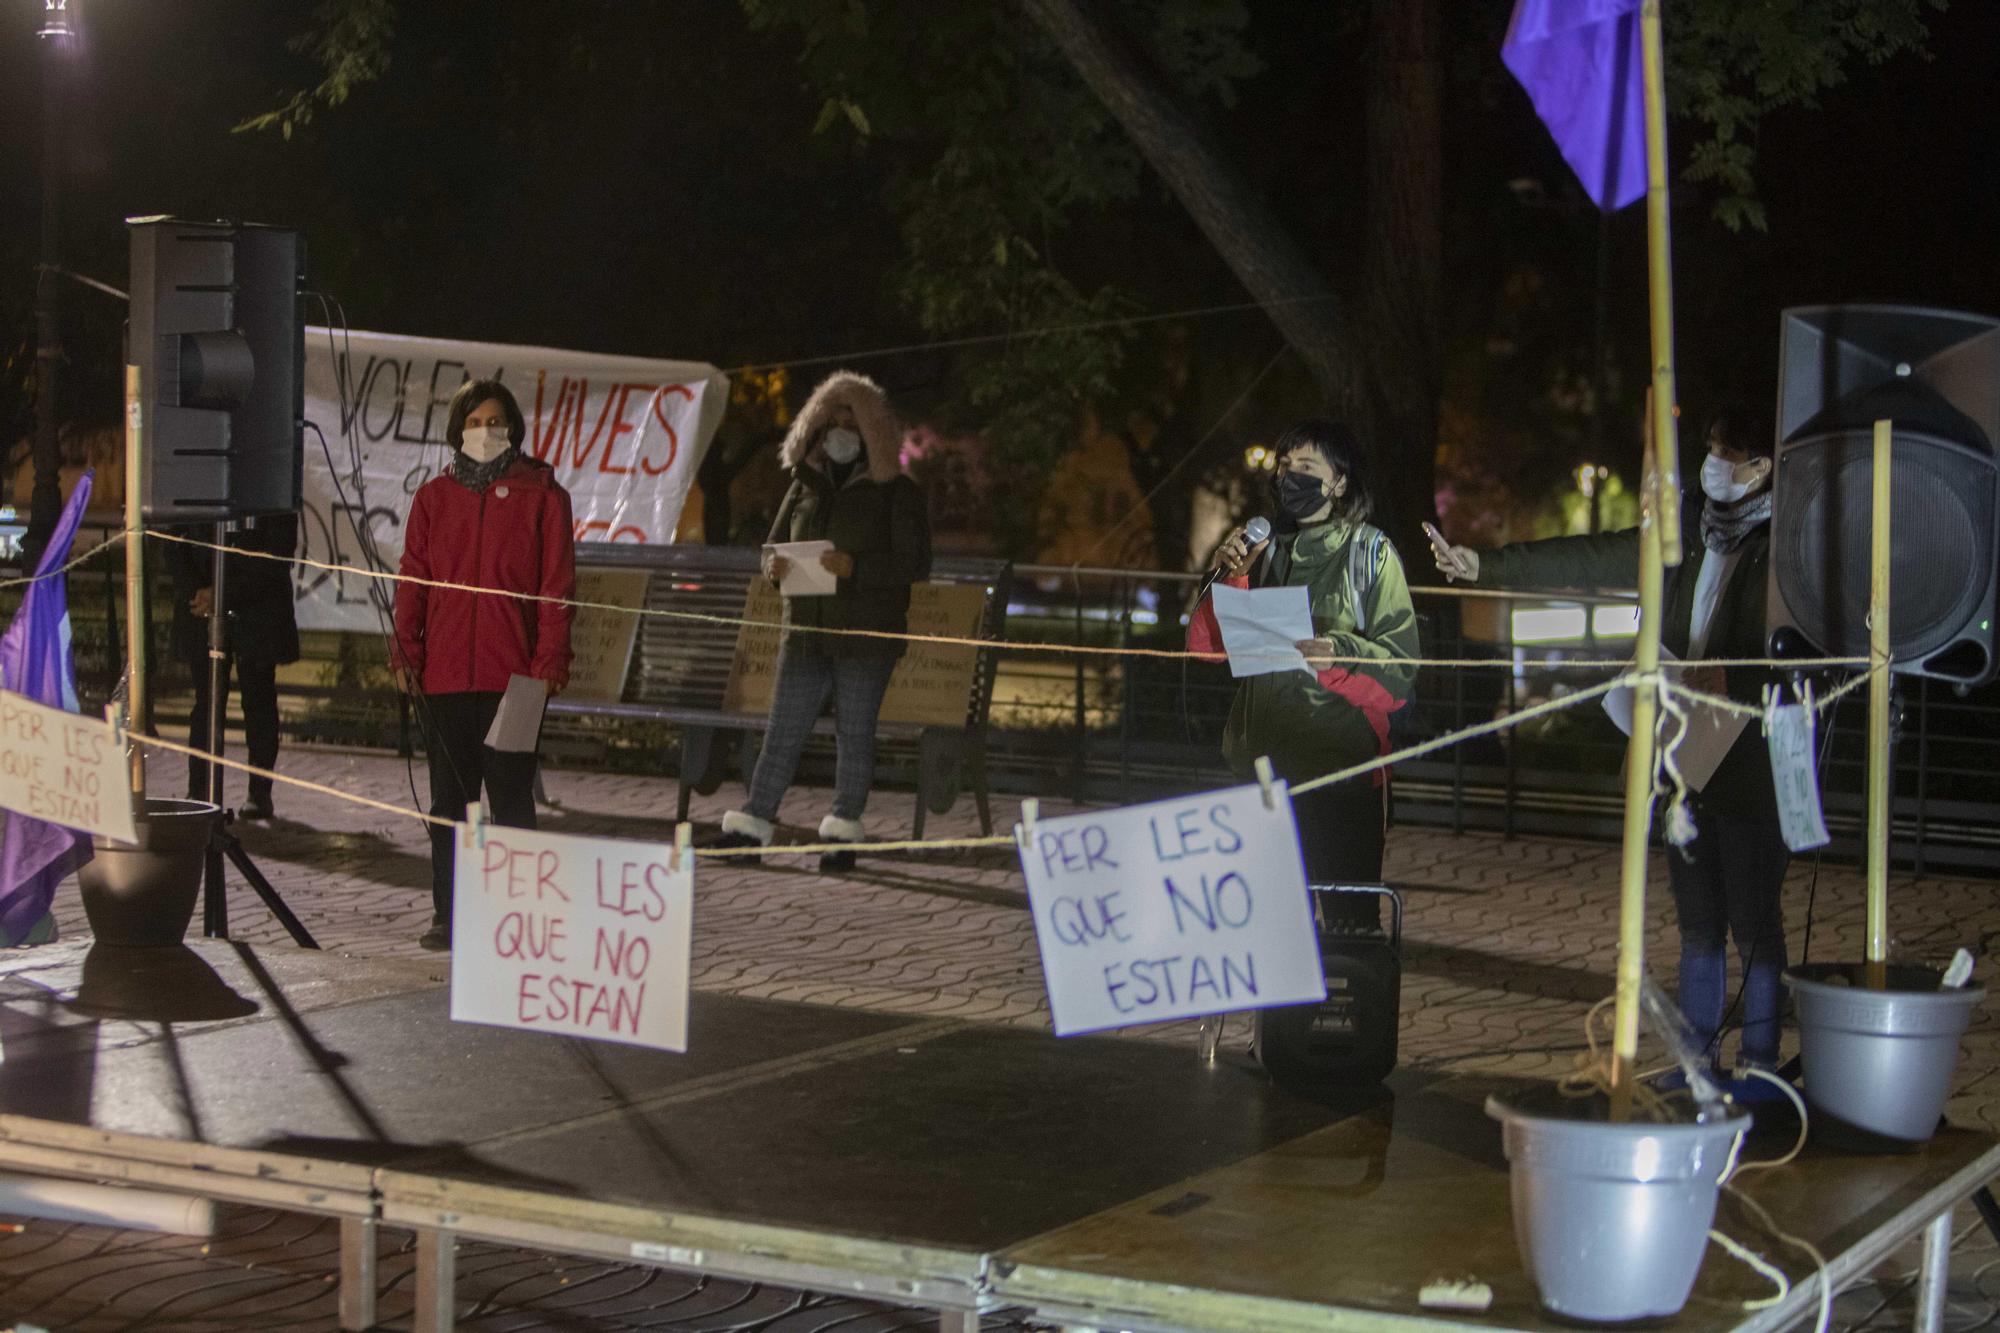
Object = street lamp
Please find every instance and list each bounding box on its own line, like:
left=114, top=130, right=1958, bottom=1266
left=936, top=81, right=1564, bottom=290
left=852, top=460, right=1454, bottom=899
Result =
left=38, top=0, right=74, bottom=39
left=25, top=0, right=77, bottom=569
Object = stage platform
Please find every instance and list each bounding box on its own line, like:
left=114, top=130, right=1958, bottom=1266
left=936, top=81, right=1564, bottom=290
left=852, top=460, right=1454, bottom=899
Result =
left=0, top=941, right=1992, bottom=1332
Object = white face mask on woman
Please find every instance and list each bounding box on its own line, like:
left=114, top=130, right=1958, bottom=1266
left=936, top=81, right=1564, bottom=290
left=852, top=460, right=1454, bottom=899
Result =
left=821, top=427, right=863, bottom=466
left=460, top=425, right=513, bottom=464
left=1700, top=452, right=1770, bottom=503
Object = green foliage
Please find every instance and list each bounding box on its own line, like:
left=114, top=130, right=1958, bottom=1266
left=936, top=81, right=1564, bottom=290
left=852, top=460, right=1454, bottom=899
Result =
left=234, top=0, right=395, bottom=138
left=742, top=0, right=1257, bottom=554
left=1667, top=0, right=1947, bottom=230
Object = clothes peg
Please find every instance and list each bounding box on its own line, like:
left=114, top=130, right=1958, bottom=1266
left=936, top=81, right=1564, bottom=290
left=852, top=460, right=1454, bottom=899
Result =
left=1254, top=756, right=1278, bottom=810
left=672, top=821, right=693, bottom=873
left=1015, top=798, right=1040, bottom=854
left=464, top=800, right=487, bottom=851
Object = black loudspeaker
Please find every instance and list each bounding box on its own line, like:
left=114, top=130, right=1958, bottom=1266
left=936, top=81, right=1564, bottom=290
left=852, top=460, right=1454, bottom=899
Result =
left=127, top=218, right=305, bottom=521
left=1767, top=305, right=2000, bottom=686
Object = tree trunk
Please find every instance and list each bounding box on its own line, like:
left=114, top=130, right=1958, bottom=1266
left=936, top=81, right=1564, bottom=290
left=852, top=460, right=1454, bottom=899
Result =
left=1360, top=0, right=1444, bottom=560
left=1018, top=0, right=1367, bottom=428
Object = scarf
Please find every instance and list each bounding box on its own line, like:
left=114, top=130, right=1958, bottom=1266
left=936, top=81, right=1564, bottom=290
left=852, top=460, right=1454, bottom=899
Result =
left=451, top=445, right=519, bottom=493
left=1700, top=487, right=1772, bottom=554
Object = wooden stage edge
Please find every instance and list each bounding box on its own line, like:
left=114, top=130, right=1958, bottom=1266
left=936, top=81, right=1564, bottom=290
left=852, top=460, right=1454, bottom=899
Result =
left=0, top=942, right=1992, bottom=1333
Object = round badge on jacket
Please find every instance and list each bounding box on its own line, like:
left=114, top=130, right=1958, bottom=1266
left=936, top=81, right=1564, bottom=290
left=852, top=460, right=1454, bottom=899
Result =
left=496, top=486, right=509, bottom=498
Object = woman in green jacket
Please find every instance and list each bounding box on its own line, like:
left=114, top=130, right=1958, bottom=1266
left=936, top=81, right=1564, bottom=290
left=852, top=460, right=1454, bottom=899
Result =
left=1189, top=420, right=1420, bottom=932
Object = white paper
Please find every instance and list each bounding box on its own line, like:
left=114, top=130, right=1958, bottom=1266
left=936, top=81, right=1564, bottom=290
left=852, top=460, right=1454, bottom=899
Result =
left=1016, top=782, right=1325, bottom=1036
left=770, top=540, right=838, bottom=597
left=1602, top=649, right=1749, bottom=794
left=1766, top=701, right=1832, bottom=852
left=483, top=674, right=549, bottom=753
left=0, top=689, right=138, bottom=846
left=1211, top=584, right=1316, bottom=677
left=452, top=810, right=694, bottom=1051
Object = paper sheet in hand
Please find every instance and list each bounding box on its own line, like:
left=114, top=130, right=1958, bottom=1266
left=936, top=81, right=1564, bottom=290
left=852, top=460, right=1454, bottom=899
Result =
left=1211, top=583, right=1315, bottom=677
left=484, top=674, right=549, bottom=753
left=1602, top=648, right=1747, bottom=793
left=770, top=541, right=837, bottom=597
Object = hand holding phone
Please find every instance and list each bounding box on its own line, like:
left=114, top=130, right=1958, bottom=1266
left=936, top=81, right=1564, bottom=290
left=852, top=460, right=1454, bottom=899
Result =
left=1424, top=522, right=1478, bottom=583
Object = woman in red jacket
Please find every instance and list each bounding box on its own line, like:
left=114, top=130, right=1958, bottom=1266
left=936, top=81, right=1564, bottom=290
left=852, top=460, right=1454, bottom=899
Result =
left=393, top=379, right=576, bottom=951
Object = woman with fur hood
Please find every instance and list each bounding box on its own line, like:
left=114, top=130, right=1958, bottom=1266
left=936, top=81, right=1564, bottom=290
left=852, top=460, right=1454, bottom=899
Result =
left=716, top=372, right=933, bottom=870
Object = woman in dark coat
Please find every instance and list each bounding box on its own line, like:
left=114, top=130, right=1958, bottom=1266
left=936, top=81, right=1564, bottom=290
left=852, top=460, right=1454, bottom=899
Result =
left=715, top=371, right=931, bottom=871
left=1431, top=407, right=1790, bottom=1092
left=172, top=512, right=301, bottom=821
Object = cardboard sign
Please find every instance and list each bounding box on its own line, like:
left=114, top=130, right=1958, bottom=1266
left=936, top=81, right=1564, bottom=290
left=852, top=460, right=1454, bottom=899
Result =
left=1016, top=783, right=1324, bottom=1036
left=451, top=813, right=694, bottom=1051
left=565, top=569, right=651, bottom=703
left=0, top=689, right=136, bottom=845
left=722, top=580, right=987, bottom=727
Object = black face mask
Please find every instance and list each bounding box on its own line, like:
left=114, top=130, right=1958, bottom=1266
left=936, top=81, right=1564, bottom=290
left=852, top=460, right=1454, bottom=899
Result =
left=1276, top=470, right=1330, bottom=521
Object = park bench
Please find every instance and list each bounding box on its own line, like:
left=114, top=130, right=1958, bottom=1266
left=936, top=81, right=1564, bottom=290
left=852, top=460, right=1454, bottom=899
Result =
left=548, top=543, right=1011, bottom=840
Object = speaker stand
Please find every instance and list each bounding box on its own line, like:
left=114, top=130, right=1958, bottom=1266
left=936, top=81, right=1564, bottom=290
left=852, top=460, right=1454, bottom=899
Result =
left=199, top=519, right=319, bottom=950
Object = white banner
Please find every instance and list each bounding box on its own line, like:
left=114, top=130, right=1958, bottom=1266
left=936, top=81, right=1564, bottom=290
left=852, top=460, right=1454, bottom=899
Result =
left=450, top=812, right=694, bottom=1052
left=297, top=326, right=729, bottom=633
left=1016, top=783, right=1324, bottom=1036
left=0, top=690, right=137, bottom=846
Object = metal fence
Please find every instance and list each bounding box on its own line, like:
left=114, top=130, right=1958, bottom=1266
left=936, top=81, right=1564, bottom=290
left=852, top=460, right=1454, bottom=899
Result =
left=17, top=533, right=2000, bottom=875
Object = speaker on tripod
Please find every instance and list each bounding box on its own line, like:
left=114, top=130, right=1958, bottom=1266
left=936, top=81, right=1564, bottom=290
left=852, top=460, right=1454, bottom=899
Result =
left=127, top=217, right=317, bottom=948
left=1766, top=304, right=2000, bottom=687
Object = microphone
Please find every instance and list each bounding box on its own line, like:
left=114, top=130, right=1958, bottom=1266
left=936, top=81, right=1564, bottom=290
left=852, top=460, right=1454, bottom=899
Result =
left=1197, top=516, right=1274, bottom=605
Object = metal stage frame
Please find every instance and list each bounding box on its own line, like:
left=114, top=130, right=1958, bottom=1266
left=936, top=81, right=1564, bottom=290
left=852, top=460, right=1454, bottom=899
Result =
left=0, top=942, right=1991, bottom=1333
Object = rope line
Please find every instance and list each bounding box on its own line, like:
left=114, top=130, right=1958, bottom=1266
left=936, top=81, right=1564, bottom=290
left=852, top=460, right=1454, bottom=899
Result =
left=141, top=528, right=1870, bottom=673
left=121, top=662, right=1643, bottom=857
left=0, top=531, right=126, bottom=591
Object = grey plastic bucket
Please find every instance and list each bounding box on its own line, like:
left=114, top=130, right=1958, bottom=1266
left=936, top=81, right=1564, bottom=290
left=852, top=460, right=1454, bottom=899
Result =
left=1786, top=962, right=1984, bottom=1143
left=76, top=799, right=221, bottom=947
left=1488, top=1089, right=1748, bottom=1323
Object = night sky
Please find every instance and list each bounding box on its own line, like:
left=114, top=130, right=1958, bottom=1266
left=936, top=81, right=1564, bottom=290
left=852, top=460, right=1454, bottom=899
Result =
left=3, top=1, right=1997, bottom=537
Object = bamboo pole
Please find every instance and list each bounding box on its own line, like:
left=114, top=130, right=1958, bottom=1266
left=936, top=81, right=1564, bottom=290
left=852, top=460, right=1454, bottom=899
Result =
left=123, top=364, right=147, bottom=799
left=1639, top=0, right=1682, bottom=570
left=1608, top=0, right=1683, bottom=1103
left=1866, top=418, right=1893, bottom=981
left=1610, top=397, right=1668, bottom=1108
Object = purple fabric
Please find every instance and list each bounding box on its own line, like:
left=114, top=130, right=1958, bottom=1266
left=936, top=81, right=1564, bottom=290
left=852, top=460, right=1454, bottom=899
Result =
left=0, top=472, right=95, bottom=946
left=1503, top=0, right=1647, bottom=212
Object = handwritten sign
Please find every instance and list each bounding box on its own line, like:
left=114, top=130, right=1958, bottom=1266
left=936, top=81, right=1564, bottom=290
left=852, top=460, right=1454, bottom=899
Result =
left=723, top=580, right=987, bottom=727
left=1017, top=782, right=1324, bottom=1036
left=566, top=569, right=651, bottom=703
left=451, top=812, right=694, bottom=1051
left=1766, top=700, right=1831, bottom=852
left=0, top=690, right=136, bottom=845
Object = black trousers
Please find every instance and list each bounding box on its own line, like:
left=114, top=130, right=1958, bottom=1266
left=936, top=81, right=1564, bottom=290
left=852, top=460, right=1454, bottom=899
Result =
left=185, top=652, right=280, bottom=805
left=421, top=692, right=540, bottom=926
left=1291, top=777, right=1387, bottom=930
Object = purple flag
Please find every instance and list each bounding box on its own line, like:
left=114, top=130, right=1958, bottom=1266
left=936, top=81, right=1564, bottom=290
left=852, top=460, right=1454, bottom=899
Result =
left=0, top=471, right=95, bottom=946
left=1503, top=0, right=1647, bottom=212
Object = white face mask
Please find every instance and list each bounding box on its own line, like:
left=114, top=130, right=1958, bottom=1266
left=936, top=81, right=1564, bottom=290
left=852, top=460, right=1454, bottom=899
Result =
left=460, top=425, right=513, bottom=464
left=821, top=427, right=863, bottom=466
left=1700, top=452, right=1768, bottom=503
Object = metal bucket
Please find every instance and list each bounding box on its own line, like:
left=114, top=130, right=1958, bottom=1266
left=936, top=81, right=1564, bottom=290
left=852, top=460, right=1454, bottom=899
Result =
left=1488, top=1088, right=1748, bottom=1323
left=75, top=799, right=221, bottom=947
left=1786, top=962, right=1984, bottom=1144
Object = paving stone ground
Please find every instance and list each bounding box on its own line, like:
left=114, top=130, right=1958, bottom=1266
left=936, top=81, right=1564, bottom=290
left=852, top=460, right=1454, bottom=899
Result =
left=1, top=745, right=1994, bottom=1331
